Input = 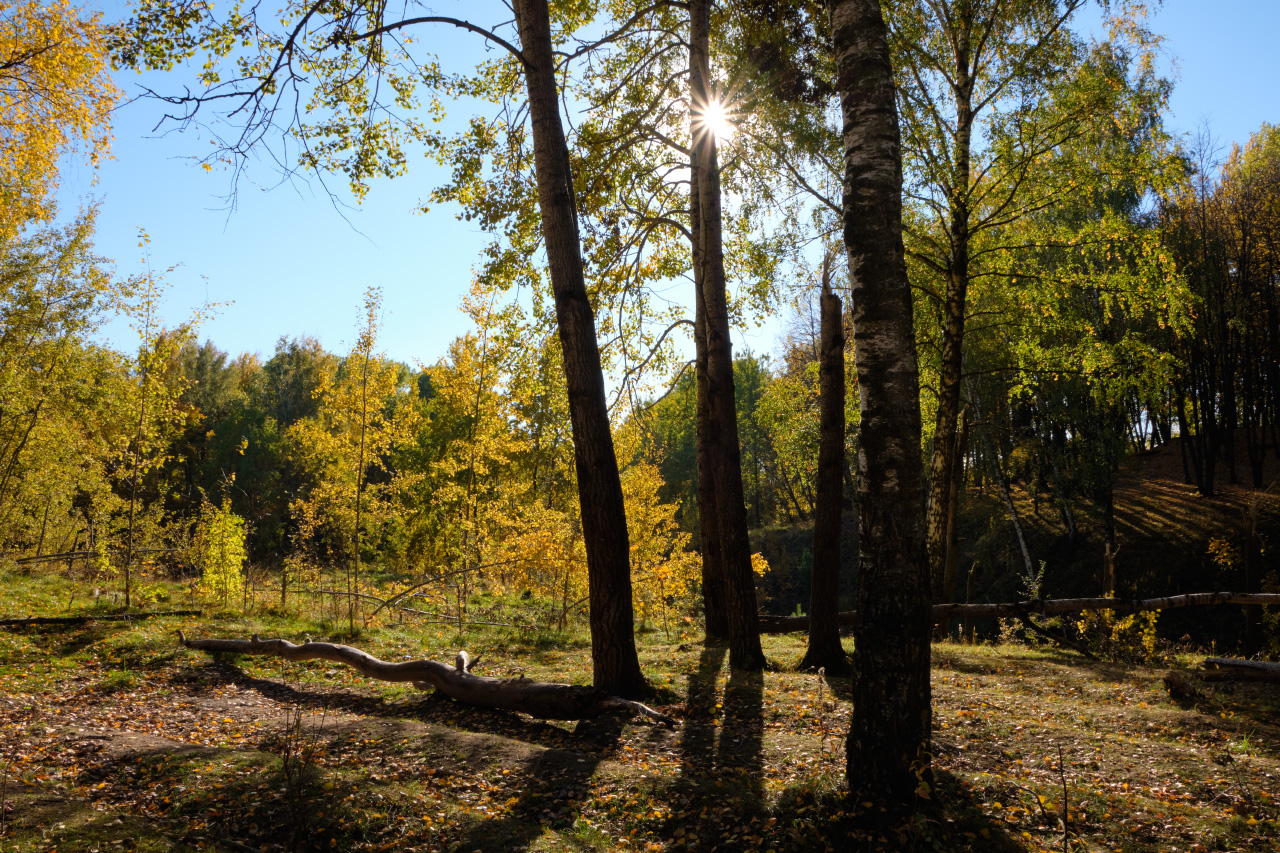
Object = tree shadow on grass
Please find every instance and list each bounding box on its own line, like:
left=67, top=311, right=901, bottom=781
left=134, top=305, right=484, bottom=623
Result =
left=645, top=643, right=771, bottom=850
left=187, top=658, right=628, bottom=754
left=3, top=622, right=126, bottom=659
left=441, top=715, right=624, bottom=852
left=679, top=642, right=727, bottom=781
left=715, top=665, right=764, bottom=800
left=928, top=767, right=1041, bottom=852
left=761, top=767, right=1028, bottom=852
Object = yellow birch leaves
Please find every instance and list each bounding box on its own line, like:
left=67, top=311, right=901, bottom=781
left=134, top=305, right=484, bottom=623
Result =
left=0, top=0, right=118, bottom=240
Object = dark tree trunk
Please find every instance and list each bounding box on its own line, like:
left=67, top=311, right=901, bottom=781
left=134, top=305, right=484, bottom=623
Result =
left=514, top=0, right=647, bottom=698
left=800, top=263, right=850, bottom=675
left=691, top=84, right=728, bottom=641
left=695, top=284, right=729, bottom=639
left=1245, top=509, right=1263, bottom=658
left=925, top=14, right=974, bottom=615
left=829, top=0, right=933, bottom=809
left=690, top=0, right=763, bottom=670
left=940, top=408, right=968, bottom=619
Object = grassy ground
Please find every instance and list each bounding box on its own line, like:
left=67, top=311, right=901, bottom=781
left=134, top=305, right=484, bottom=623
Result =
left=1, top=565, right=1278, bottom=852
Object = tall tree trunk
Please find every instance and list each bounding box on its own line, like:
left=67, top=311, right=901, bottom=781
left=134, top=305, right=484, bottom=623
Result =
left=691, top=90, right=728, bottom=641
left=829, top=0, right=933, bottom=808
left=1245, top=501, right=1263, bottom=658
left=514, top=0, right=647, bottom=698
left=690, top=0, right=763, bottom=670
left=941, top=408, right=968, bottom=609
left=925, top=13, right=974, bottom=612
left=800, top=258, right=850, bottom=675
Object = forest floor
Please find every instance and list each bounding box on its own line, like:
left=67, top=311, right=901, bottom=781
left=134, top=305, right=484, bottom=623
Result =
left=2, top=567, right=1279, bottom=853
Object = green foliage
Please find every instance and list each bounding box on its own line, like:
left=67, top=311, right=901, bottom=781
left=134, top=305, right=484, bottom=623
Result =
left=0, top=212, right=129, bottom=555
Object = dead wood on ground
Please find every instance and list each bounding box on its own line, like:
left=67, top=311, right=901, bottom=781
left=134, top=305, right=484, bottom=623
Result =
left=177, top=632, right=676, bottom=725
left=758, top=592, right=1280, bottom=634
left=0, top=610, right=201, bottom=627
left=1203, top=657, right=1280, bottom=683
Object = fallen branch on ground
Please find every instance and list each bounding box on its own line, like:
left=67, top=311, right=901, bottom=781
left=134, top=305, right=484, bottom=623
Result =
left=0, top=610, right=201, bottom=627
left=15, top=548, right=179, bottom=565
left=1203, top=657, right=1280, bottom=683
left=291, top=588, right=388, bottom=605
left=757, top=592, right=1280, bottom=634
left=176, top=632, right=676, bottom=726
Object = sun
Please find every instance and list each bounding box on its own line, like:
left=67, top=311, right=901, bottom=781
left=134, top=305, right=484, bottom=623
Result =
left=697, top=97, right=736, bottom=143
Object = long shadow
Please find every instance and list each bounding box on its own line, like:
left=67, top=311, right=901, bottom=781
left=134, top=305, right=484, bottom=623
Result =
left=650, top=643, right=773, bottom=850
left=678, top=642, right=728, bottom=781
left=188, top=659, right=615, bottom=754
left=442, top=715, right=623, bottom=852
left=926, top=768, right=1027, bottom=853
left=715, top=666, right=764, bottom=801
left=2, top=623, right=126, bottom=658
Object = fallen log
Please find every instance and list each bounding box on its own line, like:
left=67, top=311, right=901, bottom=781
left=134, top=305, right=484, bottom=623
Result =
left=757, top=592, right=1280, bottom=634
left=176, top=632, right=676, bottom=726
left=0, top=610, right=202, bottom=626
left=15, top=548, right=179, bottom=565
left=1203, top=657, right=1280, bottom=683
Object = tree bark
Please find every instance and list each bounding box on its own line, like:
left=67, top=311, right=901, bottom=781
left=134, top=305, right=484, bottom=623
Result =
left=1245, top=503, right=1263, bottom=658
left=691, top=100, right=728, bottom=641
left=177, top=633, right=674, bottom=724
left=690, top=0, right=763, bottom=670
left=934, top=407, right=967, bottom=640
left=829, top=0, right=933, bottom=808
left=799, top=261, right=850, bottom=674
left=924, top=12, right=975, bottom=614
left=514, top=0, right=647, bottom=698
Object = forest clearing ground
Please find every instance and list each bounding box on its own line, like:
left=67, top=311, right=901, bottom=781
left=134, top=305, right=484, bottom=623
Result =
left=1, top=566, right=1278, bottom=852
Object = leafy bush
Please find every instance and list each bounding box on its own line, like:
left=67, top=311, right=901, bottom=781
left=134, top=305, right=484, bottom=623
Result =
left=199, top=501, right=247, bottom=608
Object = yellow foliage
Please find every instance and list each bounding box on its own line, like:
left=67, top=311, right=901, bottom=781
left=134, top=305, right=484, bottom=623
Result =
left=623, top=462, right=699, bottom=631
left=0, top=0, right=118, bottom=239
left=198, top=501, right=246, bottom=609
left=1075, top=603, right=1161, bottom=663
left=486, top=500, right=586, bottom=628
left=1207, top=536, right=1238, bottom=571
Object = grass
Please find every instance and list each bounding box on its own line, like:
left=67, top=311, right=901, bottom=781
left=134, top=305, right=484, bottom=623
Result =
left=1, top=564, right=1278, bottom=852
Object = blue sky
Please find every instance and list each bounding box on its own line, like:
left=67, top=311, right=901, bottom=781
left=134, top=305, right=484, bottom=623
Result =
left=58, top=0, right=1280, bottom=367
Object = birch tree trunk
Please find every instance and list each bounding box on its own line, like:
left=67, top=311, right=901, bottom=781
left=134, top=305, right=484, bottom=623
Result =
left=514, top=0, right=647, bottom=698
left=829, top=0, right=933, bottom=808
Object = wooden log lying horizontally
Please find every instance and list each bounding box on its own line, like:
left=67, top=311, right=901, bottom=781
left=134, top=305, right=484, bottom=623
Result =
left=0, top=610, right=202, bottom=627
left=14, top=548, right=179, bottom=565
left=177, top=632, right=675, bottom=725
left=757, top=592, right=1280, bottom=634
left=1203, top=657, right=1280, bottom=683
